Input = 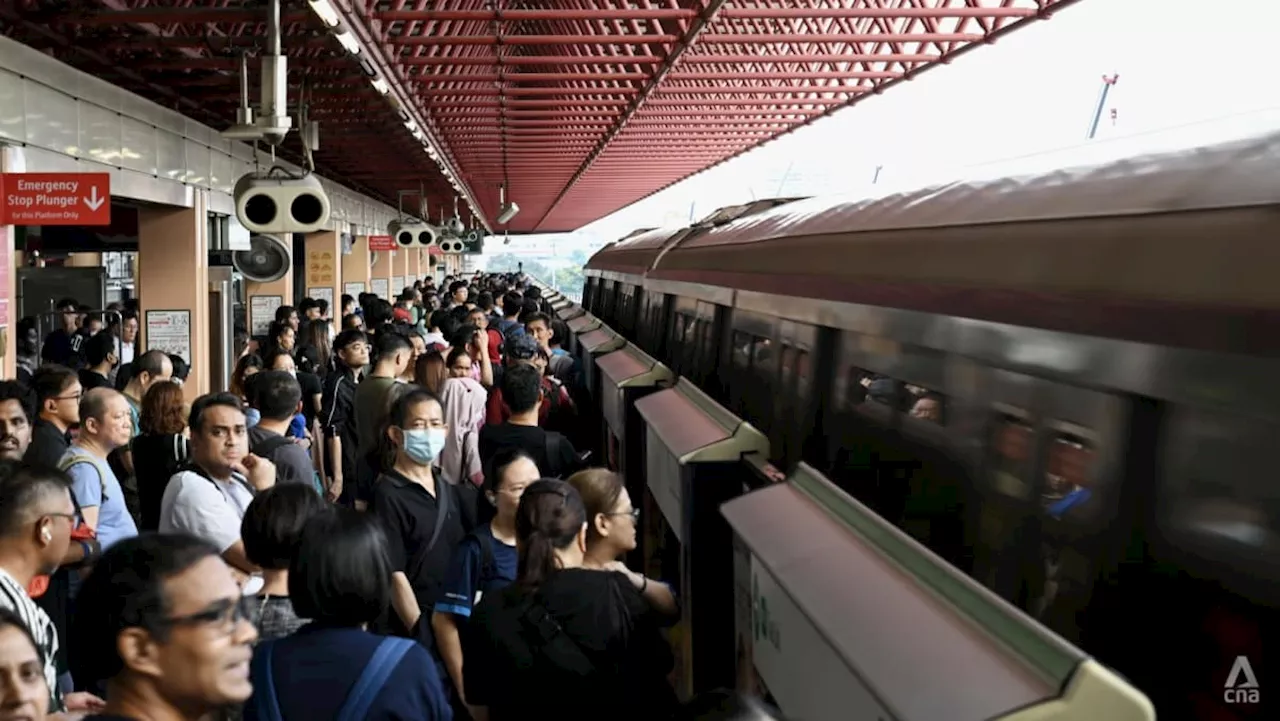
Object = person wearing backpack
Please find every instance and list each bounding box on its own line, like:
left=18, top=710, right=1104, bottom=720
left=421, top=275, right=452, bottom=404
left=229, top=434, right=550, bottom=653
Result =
left=246, top=372, right=319, bottom=491
left=245, top=508, right=452, bottom=721
left=58, top=388, right=138, bottom=552
left=462, top=481, right=678, bottom=720
left=432, top=449, right=539, bottom=717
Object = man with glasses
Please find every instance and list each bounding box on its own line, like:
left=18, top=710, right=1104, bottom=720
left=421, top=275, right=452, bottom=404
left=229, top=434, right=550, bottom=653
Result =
left=0, top=460, right=104, bottom=715
left=321, top=329, right=370, bottom=506
left=73, top=533, right=257, bottom=720
left=41, top=298, right=82, bottom=368
left=26, top=366, right=81, bottom=469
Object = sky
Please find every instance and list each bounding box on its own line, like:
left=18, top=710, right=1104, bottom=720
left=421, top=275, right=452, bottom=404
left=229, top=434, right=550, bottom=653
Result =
left=559, top=0, right=1280, bottom=244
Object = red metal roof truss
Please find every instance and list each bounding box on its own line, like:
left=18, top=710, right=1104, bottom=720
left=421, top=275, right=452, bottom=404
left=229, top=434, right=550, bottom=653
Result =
left=1, top=0, right=1082, bottom=232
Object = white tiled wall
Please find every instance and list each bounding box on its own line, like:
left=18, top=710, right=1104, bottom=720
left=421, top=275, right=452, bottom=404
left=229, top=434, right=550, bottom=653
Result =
left=0, top=36, right=395, bottom=235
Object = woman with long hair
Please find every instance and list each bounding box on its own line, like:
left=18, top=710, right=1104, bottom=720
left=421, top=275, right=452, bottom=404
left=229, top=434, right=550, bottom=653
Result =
left=296, top=318, right=333, bottom=377
left=132, top=381, right=191, bottom=531
left=462, top=480, right=677, bottom=720
left=414, top=350, right=447, bottom=396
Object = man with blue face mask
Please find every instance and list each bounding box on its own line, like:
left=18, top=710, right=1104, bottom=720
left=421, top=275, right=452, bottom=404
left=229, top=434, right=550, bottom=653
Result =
left=371, top=387, right=476, bottom=672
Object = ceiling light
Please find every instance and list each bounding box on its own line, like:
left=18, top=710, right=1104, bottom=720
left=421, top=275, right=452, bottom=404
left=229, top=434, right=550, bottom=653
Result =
left=425, top=146, right=438, bottom=159
left=308, top=0, right=341, bottom=27
left=404, top=119, right=418, bottom=133
left=371, top=77, right=390, bottom=95
left=334, top=29, right=360, bottom=55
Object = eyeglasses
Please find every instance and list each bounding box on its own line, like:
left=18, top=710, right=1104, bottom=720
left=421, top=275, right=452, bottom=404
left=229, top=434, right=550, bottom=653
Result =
left=54, top=392, right=83, bottom=402
left=606, top=508, right=640, bottom=523
left=44, top=511, right=82, bottom=529
left=160, top=597, right=249, bottom=633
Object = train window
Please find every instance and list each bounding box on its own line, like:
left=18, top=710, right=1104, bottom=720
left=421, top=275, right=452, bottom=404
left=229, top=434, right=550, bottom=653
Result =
left=1163, top=409, right=1280, bottom=559
left=671, top=311, right=690, bottom=344
left=843, top=367, right=891, bottom=409
left=732, top=332, right=752, bottom=370
left=903, top=384, right=945, bottom=426
left=989, top=414, right=1034, bottom=500
left=1039, top=432, right=1097, bottom=521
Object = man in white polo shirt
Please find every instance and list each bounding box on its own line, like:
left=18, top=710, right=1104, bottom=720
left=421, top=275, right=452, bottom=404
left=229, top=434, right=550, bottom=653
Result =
left=159, top=393, right=275, bottom=575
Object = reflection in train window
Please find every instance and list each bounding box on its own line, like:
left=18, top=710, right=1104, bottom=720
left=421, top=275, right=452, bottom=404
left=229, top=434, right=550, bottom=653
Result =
left=990, top=415, right=1034, bottom=500
left=671, top=312, right=691, bottom=344
left=843, top=368, right=896, bottom=409
left=1040, top=433, right=1097, bottom=521
left=732, top=332, right=751, bottom=370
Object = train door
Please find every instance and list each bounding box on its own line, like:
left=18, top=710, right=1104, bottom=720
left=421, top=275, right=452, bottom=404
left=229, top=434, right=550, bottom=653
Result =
left=1022, top=382, right=1128, bottom=647
left=1139, top=406, right=1278, bottom=719
left=725, top=309, right=779, bottom=456
left=775, top=319, right=820, bottom=471
left=823, top=330, right=901, bottom=521
left=964, top=369, right=1041, bottom=604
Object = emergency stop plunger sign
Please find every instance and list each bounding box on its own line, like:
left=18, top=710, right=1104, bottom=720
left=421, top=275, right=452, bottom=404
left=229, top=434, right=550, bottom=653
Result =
left=0, top=172, right=111, bottom=226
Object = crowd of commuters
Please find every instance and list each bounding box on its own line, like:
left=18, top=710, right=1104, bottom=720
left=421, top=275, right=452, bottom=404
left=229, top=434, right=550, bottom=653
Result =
left=0, top=272, right=762, bottom=721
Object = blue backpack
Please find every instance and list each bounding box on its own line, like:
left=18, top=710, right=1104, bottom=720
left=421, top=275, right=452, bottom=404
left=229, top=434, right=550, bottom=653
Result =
left=251, top=636, right=415, bottom=721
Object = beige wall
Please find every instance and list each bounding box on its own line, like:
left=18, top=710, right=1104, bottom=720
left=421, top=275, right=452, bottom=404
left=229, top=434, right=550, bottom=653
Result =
left=245, top=238, right=293, bottom=346
left=342, top=235, right=372, bottom=305
left=371, top=246, right=392, bottom=300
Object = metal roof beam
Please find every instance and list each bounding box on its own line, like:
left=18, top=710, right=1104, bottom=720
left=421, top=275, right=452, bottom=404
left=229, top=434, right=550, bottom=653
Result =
left=391, top=34, right=679, bottom=46
left=376, top=7, right=1037, bottom=22
left=401, top=54, right=664, bottom=66
left=73, top=8, right=312, bottom=26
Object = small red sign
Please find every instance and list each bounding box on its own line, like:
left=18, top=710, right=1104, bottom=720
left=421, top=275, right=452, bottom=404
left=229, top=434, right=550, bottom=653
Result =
left=0, top=173, right=111, bottom=226
left=368, top=234, right=396, bottom=251
left=427, top=244, right=444, bottom=256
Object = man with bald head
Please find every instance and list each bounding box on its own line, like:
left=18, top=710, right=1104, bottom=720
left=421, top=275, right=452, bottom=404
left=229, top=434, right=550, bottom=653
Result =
left=59, top=388, right=138, bottom=551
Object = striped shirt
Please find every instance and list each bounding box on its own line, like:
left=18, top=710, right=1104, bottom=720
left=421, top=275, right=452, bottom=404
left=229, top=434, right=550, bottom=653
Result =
left=0, top=567, right=62, bottom=712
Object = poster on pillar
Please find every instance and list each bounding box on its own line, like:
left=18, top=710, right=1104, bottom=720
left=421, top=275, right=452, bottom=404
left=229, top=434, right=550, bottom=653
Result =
left=250, top=296, right=282, bottom=337
left=145, top=310, right=192, bottom=364
left=344, top=282, right=365, bottom=297
left=307, top=287, right=334, bottom=307
left=307, top=249, right=337, bottom=288
left=391, top=276, right=404, bottom=295
left=371, top=278, right=389, bottom=299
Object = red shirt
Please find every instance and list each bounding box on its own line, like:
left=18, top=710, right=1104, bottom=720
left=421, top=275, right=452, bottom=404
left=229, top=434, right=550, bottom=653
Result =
left=485, top=378, right=572, bottom=426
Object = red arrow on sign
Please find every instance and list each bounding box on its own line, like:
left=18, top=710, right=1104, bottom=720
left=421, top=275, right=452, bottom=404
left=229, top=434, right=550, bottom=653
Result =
left=0, top=172, right=112, bottom=226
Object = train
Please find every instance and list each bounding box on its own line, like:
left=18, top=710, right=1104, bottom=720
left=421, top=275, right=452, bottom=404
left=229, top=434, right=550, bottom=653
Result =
left=561, top=130, right=1279, bottom=720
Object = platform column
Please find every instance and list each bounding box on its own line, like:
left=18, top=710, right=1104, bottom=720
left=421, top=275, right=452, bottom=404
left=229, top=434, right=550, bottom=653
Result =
left=407, top=247, right=421, bottom=285
left=245, top=242, right=293, bottom=345
left=342, top=235, right=372, bottom=303
left=371, top=247, right=392, bottom=300
left=393, top=248, right=409, bottom=297
left=304, top=231, right=341, bottom=331
left=136, top=193, right=211, bottom=398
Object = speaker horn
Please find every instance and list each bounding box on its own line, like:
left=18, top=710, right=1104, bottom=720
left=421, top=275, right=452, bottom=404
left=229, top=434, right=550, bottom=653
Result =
left=232, top=233, right=292, bottom=283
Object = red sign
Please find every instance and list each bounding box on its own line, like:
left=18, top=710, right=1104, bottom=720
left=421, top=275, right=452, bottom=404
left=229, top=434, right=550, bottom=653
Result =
left=427, top=244, right=443, bottom=256
left=368, top=234, right=396, bottom=251
left=0, top=226, right=9, bottom=328
left=0, top=173, right=111, bottom=226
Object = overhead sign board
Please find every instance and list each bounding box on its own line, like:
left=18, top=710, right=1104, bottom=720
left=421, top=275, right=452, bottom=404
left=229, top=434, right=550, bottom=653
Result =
left=0, top=173, right=111, bottom=226
left=367, top=234, right=396, bottom=251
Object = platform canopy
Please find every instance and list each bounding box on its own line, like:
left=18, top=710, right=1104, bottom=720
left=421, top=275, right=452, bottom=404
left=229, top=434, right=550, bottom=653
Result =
left=2, top=0, right=1080, bottom=232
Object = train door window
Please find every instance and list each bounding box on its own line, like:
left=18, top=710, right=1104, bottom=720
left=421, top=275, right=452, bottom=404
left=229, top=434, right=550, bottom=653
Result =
left=1039, top=426, right=1098, bottom=522
left=903, top=384, right=946, bottom=426
left=989, top=412, right=1035, bottom=501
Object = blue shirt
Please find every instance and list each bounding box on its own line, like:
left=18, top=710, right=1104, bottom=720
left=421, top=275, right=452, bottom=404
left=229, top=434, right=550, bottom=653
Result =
left=244, top=625, right=452, bottom=721
left=60, top=447, right=137, bottom=550
left=434, top=524, right=518, bottom=619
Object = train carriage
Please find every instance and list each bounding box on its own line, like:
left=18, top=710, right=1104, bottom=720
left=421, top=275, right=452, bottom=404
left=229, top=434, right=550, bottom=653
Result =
left=584, top=129, right=1280, bottom=718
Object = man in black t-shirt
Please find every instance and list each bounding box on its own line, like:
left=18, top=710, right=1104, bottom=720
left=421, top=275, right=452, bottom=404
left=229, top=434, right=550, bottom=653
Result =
left=41, top=298, right=82, bottom=368
left=478, top=364, right=578, bottom=479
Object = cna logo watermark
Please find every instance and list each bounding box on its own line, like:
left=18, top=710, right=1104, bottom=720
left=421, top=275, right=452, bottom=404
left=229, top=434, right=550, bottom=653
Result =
left=1224, top=655, right=1259, bottom=705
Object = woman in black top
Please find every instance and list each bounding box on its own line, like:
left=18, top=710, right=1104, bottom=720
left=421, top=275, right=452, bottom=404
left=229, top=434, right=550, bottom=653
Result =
left=463, top=480, right=678, bottom=720
left=295, top=318, right=332, bottom=378
left=131, top=381, right=190, bottom=531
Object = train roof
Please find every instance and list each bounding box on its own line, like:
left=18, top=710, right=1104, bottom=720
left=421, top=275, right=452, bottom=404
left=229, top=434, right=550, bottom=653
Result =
left=646, top=130, right=1280, bottom=315
left=584, top=226, right=688, bottom=276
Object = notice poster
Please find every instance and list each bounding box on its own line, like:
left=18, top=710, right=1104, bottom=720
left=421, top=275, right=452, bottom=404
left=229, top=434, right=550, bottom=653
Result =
left=307, top=287, right=334, bottom=307
left=250, top=295, right=282, bottom=336
left=391, top=276, right=404, bottom=295
left=343, top=282, right=365, bottom=297
left=370, top=278, right=389, bottom=299
left=306, top=249, right=337, bottom=286
left=145, top=310, right=192, bottom=363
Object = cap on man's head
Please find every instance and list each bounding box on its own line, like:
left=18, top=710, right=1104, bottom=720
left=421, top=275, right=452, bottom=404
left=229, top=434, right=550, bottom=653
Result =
left=506, top=334, right=538, bottom=361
